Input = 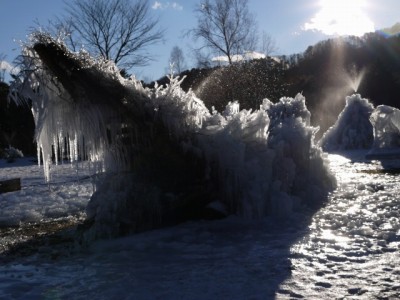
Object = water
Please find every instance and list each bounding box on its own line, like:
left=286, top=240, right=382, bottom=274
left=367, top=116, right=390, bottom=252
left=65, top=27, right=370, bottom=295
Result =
left=346, top=67, right=366, bottom=93
left=0, top=151, right=399, bottom=299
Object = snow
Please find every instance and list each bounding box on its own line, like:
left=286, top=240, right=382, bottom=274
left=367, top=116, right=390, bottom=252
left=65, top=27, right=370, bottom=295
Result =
left=0, top=151, right=400, bottom=299
left=0, top=158, right=95, bottom=226
left=211, top=51, right=266, bottom=64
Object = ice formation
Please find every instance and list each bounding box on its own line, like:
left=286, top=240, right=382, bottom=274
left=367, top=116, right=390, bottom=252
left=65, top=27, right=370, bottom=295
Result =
left=10, top=34, right=144, bottom=181
left=370, top=105, right=400, bottom=149
left=11, top=34, right=336, bottom=239
left=319, top=94, right=374, bottom=151
left=366, top=105, right=400, bottom=158
left=319, top=93, right=400, bottom=157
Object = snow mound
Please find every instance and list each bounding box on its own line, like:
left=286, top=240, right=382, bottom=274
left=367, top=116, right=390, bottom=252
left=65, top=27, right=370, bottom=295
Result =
left=319, top=94, right=374, bottom=151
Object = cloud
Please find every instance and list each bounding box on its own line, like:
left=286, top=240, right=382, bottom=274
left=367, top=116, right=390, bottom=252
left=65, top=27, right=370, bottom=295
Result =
left=171, top=2, right=183, bottom=10
left=152, top=1, right=162, bottom=10
left=212, top=51, right=266, bottom=64
left=152, top=1, right=183, bottom=11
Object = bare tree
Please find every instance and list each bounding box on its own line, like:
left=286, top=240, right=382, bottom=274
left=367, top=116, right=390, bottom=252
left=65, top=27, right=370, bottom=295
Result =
left=260, top=31, right=278, bottom=57
left=192, top=49, right=212, bottom=69
left=169, top=46, right=187, bottom=75
left=41, top=17, right=79, bottom=52
left=190, top=0, right=258, bottom=65
left=64, top=0, right=164, bottom=69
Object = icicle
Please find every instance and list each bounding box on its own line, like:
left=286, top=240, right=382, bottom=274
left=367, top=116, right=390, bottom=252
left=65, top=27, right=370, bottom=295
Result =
left=37, top=144, right=41, bottom=167
left=54, top=135, right=59, bottom=165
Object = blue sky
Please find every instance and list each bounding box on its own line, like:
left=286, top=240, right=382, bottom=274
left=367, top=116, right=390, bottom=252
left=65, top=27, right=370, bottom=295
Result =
left=0, top=0, right=399, bottom=82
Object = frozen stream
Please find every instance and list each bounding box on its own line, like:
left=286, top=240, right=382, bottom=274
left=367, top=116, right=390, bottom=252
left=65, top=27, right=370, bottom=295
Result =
left=0, top=151, right=399, bottom=299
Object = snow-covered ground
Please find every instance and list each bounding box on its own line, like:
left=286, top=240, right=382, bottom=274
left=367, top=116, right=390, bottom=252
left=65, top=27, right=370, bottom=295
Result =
left=0, top=151, right=399, bottom=299
left=0, top=158, right=95, bottom=227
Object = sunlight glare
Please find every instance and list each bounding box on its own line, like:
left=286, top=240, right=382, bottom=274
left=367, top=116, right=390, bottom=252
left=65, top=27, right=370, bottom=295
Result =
left=320, top=229, right=350, bottom=246
left=304, top=0, right=375, bottom=36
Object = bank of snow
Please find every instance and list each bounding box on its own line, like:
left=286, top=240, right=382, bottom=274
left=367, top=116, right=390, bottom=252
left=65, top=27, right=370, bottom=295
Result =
left=0, top=158, right=95, bottom=226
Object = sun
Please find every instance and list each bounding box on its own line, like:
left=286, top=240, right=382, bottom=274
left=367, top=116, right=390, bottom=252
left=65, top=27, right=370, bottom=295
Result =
left=304, top=0, right=375, bottom=36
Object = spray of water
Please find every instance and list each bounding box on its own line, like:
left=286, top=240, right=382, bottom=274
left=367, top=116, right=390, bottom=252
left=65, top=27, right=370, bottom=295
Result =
left=346, top=66, right=366, bottom=92
left=313, top=66, right=367, bottom=139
